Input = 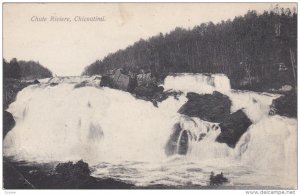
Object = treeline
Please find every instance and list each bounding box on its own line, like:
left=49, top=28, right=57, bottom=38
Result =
left=82, top=7, right=297, bottom=90
left=3, top=58, right=52, bottom=80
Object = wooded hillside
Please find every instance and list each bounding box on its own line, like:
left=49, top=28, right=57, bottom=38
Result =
left=3, top=58, right=52, bottom=80
left=82, top=7, right=297, bottom=91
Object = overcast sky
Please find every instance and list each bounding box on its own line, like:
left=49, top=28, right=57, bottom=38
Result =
left=3, top=3, right=296, bottom=76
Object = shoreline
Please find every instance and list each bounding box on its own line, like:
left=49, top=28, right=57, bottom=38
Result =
left=3, top=157, right=289, bottom=190
left=3, top=157, right=135, bottom=189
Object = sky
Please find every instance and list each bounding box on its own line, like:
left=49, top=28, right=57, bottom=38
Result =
left=3, top=3, right=297, bottom=76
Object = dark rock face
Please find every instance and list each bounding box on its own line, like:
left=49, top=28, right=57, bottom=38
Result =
left=3, top=111, right=15, bottom=139
left=55, top=160, right=91, bottom=181
left=111, top=69, right=131, bottom=91
left=269, top=90, right=297, bottom=118
left=100, top=70, right=137, bottom=92
left=100, top=75, right=114, bottom=88
left=178, top=91, right=231, bottom=123
left=216, top=109, right=252, bottom=148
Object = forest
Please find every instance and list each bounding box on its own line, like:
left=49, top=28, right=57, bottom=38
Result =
left=3, top=58, right=53, bottom=80
left=82, top=7, right=297, bottom=91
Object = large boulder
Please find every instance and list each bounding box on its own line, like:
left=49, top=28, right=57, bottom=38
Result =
left=100, top=75, right=114, bottom=88
left=53, top=160, right=134, bottom=189
left=3, top=111, right=15, bottom=139
left=111, top=69, right=131, bottom=91
left=100, top=69, right=137, bottom=92
left=269, top=90, right=297, bottom=118
left=55, top=160, right=91, bottom=180
left=216, top=109, right=252, bottom=148
left=178, top=91, right=231, bottom=123
left=209, top=172, right=229, bottom=186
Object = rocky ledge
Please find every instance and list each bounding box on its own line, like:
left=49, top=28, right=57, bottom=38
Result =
left=269, top=90, right=297, bottom=118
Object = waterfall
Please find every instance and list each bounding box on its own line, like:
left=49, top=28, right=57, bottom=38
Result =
left=3, top=74, right=296, bottom=187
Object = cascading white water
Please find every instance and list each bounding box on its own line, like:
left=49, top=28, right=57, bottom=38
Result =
left=234, top=115, right=297, bottom=187
left=4, top=83, right=180, bottom=163
left=163, top=73, right=231, bottom=94
left=3, top=74, right=297, bottom=188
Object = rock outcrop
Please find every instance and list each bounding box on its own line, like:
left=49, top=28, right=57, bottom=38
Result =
left=100, top=70, right=183, bottom=106
left=269, top=90, right=297, bottom=118
left=209, top=172, right=229, bottom=186
left=178, top=91, right=231, bottom=123
left=167, top=92, right=252, bottom=153
left=216, top=109, right=252, bottom=148
left=100, top=69, right=136, bottom=92
left=99, top=75, right=114, bottom=88
left=3, top=111, right=15, bottom=139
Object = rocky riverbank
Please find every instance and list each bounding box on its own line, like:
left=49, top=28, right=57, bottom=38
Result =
left=3, top=158, right=134, bottom=189
left=3, top=157, right=231, bottom=189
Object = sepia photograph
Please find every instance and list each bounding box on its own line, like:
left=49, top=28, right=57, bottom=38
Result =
left=2, top=2, right=298, bottom=191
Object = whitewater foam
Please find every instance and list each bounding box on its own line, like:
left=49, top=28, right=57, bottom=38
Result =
left=3, top=74, right=297, bottom=188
